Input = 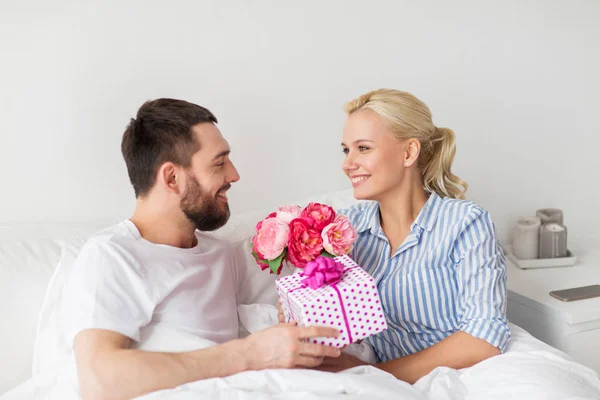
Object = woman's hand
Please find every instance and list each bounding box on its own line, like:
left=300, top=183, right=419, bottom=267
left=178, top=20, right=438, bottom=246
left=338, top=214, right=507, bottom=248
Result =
left=313, top=351, right=368, bottom=373
left=277, top=300, right=286, bottom=324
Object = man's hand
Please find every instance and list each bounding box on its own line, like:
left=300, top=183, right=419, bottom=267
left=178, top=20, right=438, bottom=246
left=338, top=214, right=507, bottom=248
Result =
left=74, top=328, right=247, bottom=400
left=242, top=323, right=342, bottom=370
left=276, top=301, right=348, bottom=352
left=73, top=323, right=341, bottom=400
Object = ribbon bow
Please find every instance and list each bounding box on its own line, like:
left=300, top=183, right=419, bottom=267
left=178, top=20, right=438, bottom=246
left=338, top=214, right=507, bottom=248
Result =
left=300, top=256, right=344, bottom=289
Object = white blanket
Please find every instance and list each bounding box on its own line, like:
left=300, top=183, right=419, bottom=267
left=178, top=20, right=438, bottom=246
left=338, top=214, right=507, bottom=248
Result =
left=3, top=305, right=600, bottom=400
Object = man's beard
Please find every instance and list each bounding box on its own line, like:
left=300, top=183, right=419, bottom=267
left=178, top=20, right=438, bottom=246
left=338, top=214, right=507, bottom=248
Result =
left=180, top=174, right=230, bottom=231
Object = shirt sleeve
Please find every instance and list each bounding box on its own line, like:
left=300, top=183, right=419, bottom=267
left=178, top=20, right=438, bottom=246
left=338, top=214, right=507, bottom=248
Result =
left=61, top=240, right=156, bottom=347
left=452, top=208, right=511, bottom=353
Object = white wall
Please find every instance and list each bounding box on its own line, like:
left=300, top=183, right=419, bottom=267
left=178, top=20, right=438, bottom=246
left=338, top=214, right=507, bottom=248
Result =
left=1, top=0, right=599, bottom=247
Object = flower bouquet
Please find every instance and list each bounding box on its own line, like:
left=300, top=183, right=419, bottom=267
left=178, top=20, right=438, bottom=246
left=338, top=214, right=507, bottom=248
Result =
left=251, top=202, right=357, bottom=275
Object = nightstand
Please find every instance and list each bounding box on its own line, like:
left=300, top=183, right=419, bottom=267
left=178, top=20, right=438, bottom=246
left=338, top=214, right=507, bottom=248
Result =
left=505, top=242, right=600, bottom=375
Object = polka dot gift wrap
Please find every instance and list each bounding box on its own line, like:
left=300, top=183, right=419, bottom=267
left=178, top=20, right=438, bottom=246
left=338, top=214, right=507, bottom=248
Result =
left=275, top=254, right=388, bottom=347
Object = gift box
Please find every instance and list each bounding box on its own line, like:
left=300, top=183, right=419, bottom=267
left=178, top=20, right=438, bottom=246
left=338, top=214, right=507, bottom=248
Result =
left=275, top=254, right=388, bottom=347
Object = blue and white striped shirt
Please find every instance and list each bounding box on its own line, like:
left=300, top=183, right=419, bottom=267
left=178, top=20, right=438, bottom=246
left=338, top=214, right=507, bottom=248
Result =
left=339, top=192, right=511, bottom=363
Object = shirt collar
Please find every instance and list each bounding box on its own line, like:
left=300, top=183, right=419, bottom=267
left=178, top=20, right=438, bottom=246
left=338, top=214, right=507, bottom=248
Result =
left=354, top=201, right=380, bottom=234
left=412, top=191, right=442, bottom=232
left=355, top=192, right=442, bottom=234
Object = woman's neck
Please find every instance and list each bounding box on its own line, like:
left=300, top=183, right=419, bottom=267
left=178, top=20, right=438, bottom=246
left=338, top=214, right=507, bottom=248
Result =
left=378, top=184, right=429, bottom=239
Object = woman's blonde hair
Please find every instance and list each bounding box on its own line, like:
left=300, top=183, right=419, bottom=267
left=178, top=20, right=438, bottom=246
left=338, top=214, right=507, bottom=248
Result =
left=344, top=88, right=468, bottom=199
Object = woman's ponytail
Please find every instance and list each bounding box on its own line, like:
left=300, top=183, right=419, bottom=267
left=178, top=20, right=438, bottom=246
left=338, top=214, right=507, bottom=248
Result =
left=421, top=127, right=468, bottom=199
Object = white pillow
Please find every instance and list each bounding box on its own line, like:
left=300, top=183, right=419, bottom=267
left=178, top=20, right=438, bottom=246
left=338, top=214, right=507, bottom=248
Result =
left=32, top=238, right=86, bottom=378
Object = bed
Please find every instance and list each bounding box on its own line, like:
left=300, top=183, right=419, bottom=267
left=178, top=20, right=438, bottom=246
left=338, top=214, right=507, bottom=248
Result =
left=1, top=189, right=599, bottom=399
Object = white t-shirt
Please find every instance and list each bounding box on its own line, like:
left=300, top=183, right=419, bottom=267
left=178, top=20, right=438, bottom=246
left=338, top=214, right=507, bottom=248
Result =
left=61, top=219, right=240, bottom=347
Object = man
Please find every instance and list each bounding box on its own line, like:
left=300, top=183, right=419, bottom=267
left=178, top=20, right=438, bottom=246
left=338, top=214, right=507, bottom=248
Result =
left=60, top=98, right=340, bottom=400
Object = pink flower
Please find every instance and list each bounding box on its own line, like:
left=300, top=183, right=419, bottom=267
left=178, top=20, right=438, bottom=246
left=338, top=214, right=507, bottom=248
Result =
left=275, top=205, right=303, bottom=224
left=254, top=218, right=290, bottom=260
left=301, top=256, right=345, bottom=289
left=251, top=212, right=277, bottom=264
left=251, top=235, right=269, bottom=268
left=287, top=218, right=324, bottom=268
left=255, top=212, right=276, bottom=231
left=301, top=202, right=336, bottom=231
left=322, top=214, right=357, bottom=256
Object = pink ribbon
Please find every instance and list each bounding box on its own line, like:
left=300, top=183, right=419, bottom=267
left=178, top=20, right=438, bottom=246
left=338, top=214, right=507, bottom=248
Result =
left=300, top=256, right=344, bottom=289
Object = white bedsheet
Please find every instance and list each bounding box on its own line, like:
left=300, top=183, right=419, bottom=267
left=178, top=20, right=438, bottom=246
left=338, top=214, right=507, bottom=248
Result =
left=3, top=308, right=600, bottom=400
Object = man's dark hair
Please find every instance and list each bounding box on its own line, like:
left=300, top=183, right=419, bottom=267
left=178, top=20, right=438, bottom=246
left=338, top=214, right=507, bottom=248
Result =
left=121, top=98, right=217, bottom=197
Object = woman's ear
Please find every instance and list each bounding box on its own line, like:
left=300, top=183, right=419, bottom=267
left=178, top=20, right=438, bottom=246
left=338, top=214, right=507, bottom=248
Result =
left=157, top=162, right=183, bottom=195
left=404, top=138, right=421, bottom=167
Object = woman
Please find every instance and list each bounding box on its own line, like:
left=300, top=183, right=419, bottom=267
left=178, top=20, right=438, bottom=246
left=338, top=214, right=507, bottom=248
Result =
left=281, top=88, right=510, bottom=383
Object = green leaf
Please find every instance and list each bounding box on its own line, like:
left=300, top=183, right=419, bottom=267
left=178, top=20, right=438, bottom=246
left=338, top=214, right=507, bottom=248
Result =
left=252, top=250, right=269, bottom=266
left=268, top=252, right=285, bottom=275
left=319, top=250, right=336, bottom=258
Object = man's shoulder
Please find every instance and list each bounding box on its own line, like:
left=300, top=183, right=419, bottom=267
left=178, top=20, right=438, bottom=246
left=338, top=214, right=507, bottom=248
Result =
left=195, top=230, right=234, bottom=252
left=76, top=220, right=140, bottom=263
left=84, top=219, right=133, bottom=243
left=66, top=221, right=150, bottom=295
left=195, top=229, right=227, bottom=241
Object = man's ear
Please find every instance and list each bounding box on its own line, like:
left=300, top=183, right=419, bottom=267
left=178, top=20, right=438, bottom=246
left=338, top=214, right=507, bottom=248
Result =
left=157, top=162, right=184, bottom=195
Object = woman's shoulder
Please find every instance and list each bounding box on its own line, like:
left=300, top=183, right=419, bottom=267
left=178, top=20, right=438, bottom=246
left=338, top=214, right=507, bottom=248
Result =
left=437, top=194, right=487, bottom=216
left=337, top=200, right=374, bottom=215
left=337, top=201, right=377, bottom=225
left=434, top=195, right=495, bottom=230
